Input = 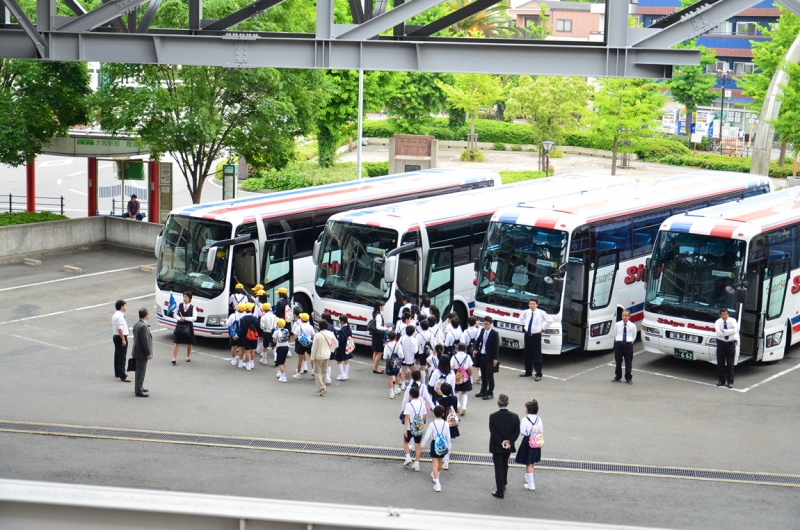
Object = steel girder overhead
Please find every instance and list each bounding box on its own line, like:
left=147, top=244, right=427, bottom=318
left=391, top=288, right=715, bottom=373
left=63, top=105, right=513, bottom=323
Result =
left=0, top=0, right=796, bottom=77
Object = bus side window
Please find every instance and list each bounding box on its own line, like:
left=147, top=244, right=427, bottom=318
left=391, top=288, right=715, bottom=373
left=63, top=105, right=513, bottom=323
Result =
left=594, top=220, right=631, bottom=260
left=632, top=211, right=670, bottom=258
left=743, top=186, right=769, bottom=198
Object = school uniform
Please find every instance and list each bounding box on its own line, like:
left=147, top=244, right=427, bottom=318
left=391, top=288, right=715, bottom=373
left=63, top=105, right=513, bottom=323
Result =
left=226, top=312, right=243, bottom=347
left=273, top=327, right=290, bottom=365
left=335, top=324, right=353, bottom=363
left=260, top=311, right=276, bottom=345
left=417, top=329, right=436, bottom=364
left=399, top=381, right=435, bottom=413
left=515, top=414, right=543, bottom=465
left=295, top=321, right=314, bottom=355
left=229, top=293, right=248, bottom=315
left=400, top=333, right=418, bottom=366
left=462, top=326, right=481, bottom=353
left=451, top=351, right=474, bottom=392
left=173, top=303, right=196, bottom=345
left=403, top=399, right=428, bottom=444
left=437, top=395, right=461, bottom=439
left=443, top=327, right=462, bottom=355
left=422, top=417, right=451, bottom=459
left=397, top=303, right=412, bottom=319
left=238, top=313, right=260, bottom=350
left=371, top=313, right=387, bottom=352
left=519, top=308, right=553, bottom=378
left=428, top=369, right=456, bottom=403
left=383, top=341, right=402, bottom=376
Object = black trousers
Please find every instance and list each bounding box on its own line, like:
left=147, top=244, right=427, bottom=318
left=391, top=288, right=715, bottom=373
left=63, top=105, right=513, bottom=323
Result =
left=135, top=358, right=148, bottom=395
left=524, top=333, right=543, bottom=376
left=716, top=341, right=736, bottom=384
left=480, top=361, right=495, bottom=395
left=113, top=335, right=128, bottom=380
left=614, top=341, right=634, bottom=381
left=492, top=453, right=510, bottom=493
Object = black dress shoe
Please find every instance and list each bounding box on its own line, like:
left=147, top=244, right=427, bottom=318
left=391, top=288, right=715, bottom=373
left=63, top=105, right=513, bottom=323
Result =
left=482, top=394, right=494, bottom=400
left=612, top=377, right=621, bottom=382
left=519, top=373, right=532, bottom=378
left=491, top=490, right=504, bottom=499
left=727, top=383, right=733, bottom=388
left=534, top=375, right=542, bottom=381
left=135, top=393, right=149, bottom=398
left=141, top=388, right=149, bottom=393
left=475, top=392, right=485, bottom=398
left=626, top=380, right=632, bottom=385
left=716, top=381, right=725, bottom=387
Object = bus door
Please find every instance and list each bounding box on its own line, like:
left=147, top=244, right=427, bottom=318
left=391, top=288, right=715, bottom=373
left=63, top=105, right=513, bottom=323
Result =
left=232, top=241, right=258, bottom=290
left=588, top=251, right=619, bottom=347
left=561, top=256, right=588, bottom=353
left=394, top=247, right=421, bottom=322
left=743, top=258, right=789, bottom=361
left=262, top=238, right=293, bottom=308
left=424, top=246, right=455, bottom=316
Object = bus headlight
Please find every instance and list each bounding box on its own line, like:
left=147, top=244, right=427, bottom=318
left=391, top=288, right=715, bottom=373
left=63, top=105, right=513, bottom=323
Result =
left=766, top=331, right=784, bottom=348
left=545, top=328, right=560, bottom=335
left=590, top=321, right=612, bottom=337
left=642, top=325, right=661, bottom=336
left=206, top=315, right=227, bottom=327
left=707, top=337, right=717, bottom=345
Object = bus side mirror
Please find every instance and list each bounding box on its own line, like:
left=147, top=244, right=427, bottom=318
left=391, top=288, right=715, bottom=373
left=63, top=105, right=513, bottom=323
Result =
left=384, top=256, right=398, bottom=285
left=473, top=257, right=479, bottom=273
left=205, top=246, right=217, bottom=271
left=642, top=258, right=651, bottom=283
left=553, top=276, right=564, bottom=294
left=312, top=238, right=321, bottom=266
left=155, top=230, right=163, bottom=260
left=735, top=286, right=747, bottom=305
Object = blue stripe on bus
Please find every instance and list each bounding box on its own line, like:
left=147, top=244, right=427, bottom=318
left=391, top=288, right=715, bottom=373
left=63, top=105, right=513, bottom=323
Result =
left=791, top=314, right=800, bottom=326
left=627, top=302, right=645, bottom=315
left=468, top=301, right=475, bottom=309
left=497, top=213, right=519, bottom=224
left=669, top=221, right=694, bottom=233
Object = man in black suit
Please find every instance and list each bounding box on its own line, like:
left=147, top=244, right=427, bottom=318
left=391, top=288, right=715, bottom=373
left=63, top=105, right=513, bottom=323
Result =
left=132, top=308, right=154, bottom=397
left=488, top=394, right=520, bottom=498
left=475, top=316, right=499, bottom=400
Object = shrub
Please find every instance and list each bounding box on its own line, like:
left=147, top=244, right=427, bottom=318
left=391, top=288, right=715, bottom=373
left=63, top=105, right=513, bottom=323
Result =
left=549, top=148, right=564, bottom=159
left=461, top=149, right=485, bottom=162
left=0, top=211, right=68, bottom=226
left=242, top=162, right=362, bottom=191
left=493, top=142, right=507, bottom=151
left=499, top=170, right=545, bottom=184
left=511, top=144, right=522, bottom=152
left=648, top=152, right=796, bottom=178
left=363, top=162, right=389, bottom=177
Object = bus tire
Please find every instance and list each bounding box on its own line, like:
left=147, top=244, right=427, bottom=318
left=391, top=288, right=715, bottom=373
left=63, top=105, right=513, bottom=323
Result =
left=453, top=303, right=468, bottom=331
left=294, top=293, right=313, bottom=318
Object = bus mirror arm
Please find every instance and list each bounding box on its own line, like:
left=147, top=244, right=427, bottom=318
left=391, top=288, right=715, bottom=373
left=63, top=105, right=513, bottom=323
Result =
left=726, top=276, right=748, bottom=305
left=543, top=263, right=567, bottom=294
left=385, top=242, right=417, bottom=259
left=211, top=234, right=251, bottom=248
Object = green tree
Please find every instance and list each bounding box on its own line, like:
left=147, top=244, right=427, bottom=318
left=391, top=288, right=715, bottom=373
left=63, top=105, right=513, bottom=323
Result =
left=386, top=72, right=454, bottom=134
left=524, top=4, right=551, bottom=39
left=505, top=76, right=589, bottom=145
left=0, top=60, right=90, bottom=167
left=441, top=0, right=514, bottom=37
left=771, top=61, right=800, bottom=175
left=663, top=43, right=717, bottom=124
left=436, top=74, right=504, bottom=142
left=95, top=64, right=325, bottom=203
left=590, top=78, right=666, bottom=175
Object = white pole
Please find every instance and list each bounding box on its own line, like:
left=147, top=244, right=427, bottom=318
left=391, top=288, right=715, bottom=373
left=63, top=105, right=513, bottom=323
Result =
left=357, top=68, right=364, bottom=180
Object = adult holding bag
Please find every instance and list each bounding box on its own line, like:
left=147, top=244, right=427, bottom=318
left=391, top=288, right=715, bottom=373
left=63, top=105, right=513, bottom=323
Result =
left=475, top=316, right=500, bottom=400
left=132, top=308, right=154, bottom=397
left=172, top=291, right=196, bottom=365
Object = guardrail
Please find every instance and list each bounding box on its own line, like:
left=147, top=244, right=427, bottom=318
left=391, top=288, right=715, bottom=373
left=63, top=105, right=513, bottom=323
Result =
left=4, top=193, right=65, bottom=215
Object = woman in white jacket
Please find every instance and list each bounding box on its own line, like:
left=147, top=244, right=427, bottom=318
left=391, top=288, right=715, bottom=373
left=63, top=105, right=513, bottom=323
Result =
left=311, top=319, right=338, bottom=396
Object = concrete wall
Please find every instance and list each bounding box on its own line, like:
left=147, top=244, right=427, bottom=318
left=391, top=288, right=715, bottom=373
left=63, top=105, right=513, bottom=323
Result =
left=0, top=216, right=161, bottom=265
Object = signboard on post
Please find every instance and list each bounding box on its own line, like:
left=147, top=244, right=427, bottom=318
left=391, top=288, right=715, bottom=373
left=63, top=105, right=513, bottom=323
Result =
left=159, top=162, right=173, bottom=223
left=222, top=164, right=237, bottom=200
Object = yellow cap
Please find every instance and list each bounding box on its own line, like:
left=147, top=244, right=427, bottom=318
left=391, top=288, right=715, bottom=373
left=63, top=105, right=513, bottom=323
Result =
left=277, top=287, right=288, bottom=294
left=276, top=318, right=286, bottom=328
left=235, top=283, right=244, bottom=289
left=237, top=303, right=246, bottom=312
left=261, top=303, right=271, bottom=311
left=253, top=284, right=264, bottom=291
left=246, top=302, right=255, bottom=311
left=256, top=289, right=266, bottom=296
left=300, top=313, right=310, bottom=322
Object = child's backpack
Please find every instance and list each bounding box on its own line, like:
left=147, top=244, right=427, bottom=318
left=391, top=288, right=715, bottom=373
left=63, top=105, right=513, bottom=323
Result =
left=466, top=329, right=479, bottom=355
left=433, top=374, right=447, bottom=396
left=275, top=327, right=289, bottom=343
left=228, top=318, right=240, bottom=339
left=422, top=333, right=433, bottom=357
left=455, top=356, right=470, bottom=385
left=410, top=403, right=425, bottom=437
left=345, top=336, right=356, bottom=354
left=527, top=416, right=544, bottom=449
left=298, top=333, right=313, bottom=347
left=245, top=323, right=259, bottom=341
left=433, top=423, right=449, bottom=456
left=446, top=406, right=459, bottom=428
left=388, top=344, right=403, bottom=375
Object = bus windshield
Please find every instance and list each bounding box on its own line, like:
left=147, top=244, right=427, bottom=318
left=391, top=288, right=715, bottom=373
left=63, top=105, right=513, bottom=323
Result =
left=476, top=222, right=569, bottom=312
left=315, top=221, right=399, bottom=303
left=157, top=216, right=232, bottom=299
left=645, top=231, right=745, bottom=321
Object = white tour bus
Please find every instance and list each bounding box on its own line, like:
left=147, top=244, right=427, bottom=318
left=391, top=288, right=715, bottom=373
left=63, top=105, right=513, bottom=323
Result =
left=473, top=171, right=773, bottom=354
left=311, top=174, right=635, bottom=344
left=154, top=168, right=502, bottom=337
left=642, top=186, right=800, bottom=365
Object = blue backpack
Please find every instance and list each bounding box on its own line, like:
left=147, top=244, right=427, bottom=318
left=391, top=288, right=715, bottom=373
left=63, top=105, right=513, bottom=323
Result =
left=228, top=318, right=240, bottom=339
left=433, top=423, right=449, bottom=456
left=298, top=333, right=313, bottom=347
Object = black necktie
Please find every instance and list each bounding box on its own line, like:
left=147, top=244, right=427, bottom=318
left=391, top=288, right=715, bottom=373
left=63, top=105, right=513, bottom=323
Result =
left=623, top=324, right=627, bottom=343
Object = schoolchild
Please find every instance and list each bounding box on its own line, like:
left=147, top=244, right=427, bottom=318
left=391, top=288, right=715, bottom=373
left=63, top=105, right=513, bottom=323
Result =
left=272, top=318, right=290, bottom=383
left=416, top=319, right=436, bottom=382
left=383, top=331, right=402, bottom=398
left=403, top=385, right=427, bottom=471
left=429, top=306, right=441, bottom=329
left=428, top=354, right=456, bottom=405
left=427, top=343, right=444, bottom=378
left=335, top=314, right=354, bottom=381
left=252, top=288, right=266, bottom=320
left=462, top=316, right=482, bottom=383
left=229, top=283, right=249, bottom=316
left=435, top=383, right=460, bottom=471
left=238, top=303, right=261, bottom=371
left=273, top=287, right=291, bottom=323
left=440, top=312, right=454, bottom=339
left=443, top=318, right=462, bottom=356
left=516, top=399, right=544, bottom=491
left=419, top=295, right=432, bottom=319
left=399, top=324, right=418, bottom=390
left=292, top=313, right=315, bottom=379
left=397, top=295, right=412, bottom=320
left=410, top=304, right=420, bottom=322
left=320, top=312, right=335, bottom=384
left=428, top=315, right=444, bottom=347
left=395, top=311, right=412, bottom=336
left=399, top=369, right=435, bottom=413
left=421, top=405, right=450, bottom=492
left=450, top=342, right=474, bottom=415
left=227, top=303, right=245, bottom=366
left=259, top=303, right=277, bottom=365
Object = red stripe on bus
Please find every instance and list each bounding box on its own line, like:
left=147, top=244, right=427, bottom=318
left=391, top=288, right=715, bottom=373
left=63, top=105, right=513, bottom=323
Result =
left=710, top=223, right=738, bottom=238
left=629, top=313, right=644, bottom=322
left=792, top=323, right=800, bottom=334
left=534, top=213, right=561, bottom=229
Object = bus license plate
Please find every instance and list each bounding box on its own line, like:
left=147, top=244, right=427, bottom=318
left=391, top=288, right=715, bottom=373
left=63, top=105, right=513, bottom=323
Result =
left=674, top=348, right=694, bottom=360
left=502, top=338, right=520, bottom=349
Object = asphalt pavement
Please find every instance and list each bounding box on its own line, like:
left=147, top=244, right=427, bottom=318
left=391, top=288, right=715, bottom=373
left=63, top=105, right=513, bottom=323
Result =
left=1, top=249, right=799, bottom=528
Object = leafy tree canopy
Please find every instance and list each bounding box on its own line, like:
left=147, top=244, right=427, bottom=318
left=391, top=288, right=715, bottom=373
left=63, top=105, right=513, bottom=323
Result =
left=505, top=76, right=590, bottom=145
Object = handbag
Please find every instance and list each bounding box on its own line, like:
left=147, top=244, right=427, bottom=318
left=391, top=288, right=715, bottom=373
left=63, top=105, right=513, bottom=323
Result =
left=174, top=321, right=192, bottom=340
left=490, top=360, right=501, bottom=374
left=127, top=357, right=136, bottom=372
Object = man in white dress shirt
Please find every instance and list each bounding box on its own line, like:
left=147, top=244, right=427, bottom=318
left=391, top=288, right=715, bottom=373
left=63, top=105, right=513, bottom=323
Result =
left=612, top=310, right=637, bottom=384
left=715, top=308, right=739, bottom=388
left=111, top=300, right=131, bottom=383
left=518, top=299, right=553, bottom=381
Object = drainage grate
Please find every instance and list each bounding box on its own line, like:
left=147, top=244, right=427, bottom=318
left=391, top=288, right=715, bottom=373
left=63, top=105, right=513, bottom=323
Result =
left=2, top=420, right=798, bottom=488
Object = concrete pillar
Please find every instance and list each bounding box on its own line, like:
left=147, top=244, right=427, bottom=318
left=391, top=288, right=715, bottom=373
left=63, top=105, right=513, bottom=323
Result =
left=148, top=159, right=159, bottom=223
left=87, top=157, right=98, bottom=216
left=25, top=158, right=35, bottom=212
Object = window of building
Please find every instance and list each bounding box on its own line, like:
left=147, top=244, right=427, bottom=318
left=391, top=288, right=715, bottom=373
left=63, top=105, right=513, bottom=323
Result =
left=707, top=60, right=729, bottom=74
left=523, top=16, right=540, bottom=27
left=556, top=19, right=572, bottom=32
left=736, top=21, right=757, bottom=35
left=733, top=62, right=755, bottom=75
left=711, top=21, right=732, bottom=34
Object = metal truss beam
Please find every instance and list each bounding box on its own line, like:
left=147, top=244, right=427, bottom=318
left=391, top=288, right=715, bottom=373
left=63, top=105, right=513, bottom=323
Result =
left=62, top=0, right=86, bottom=16
left=137, top=0, right=161, bottom=33
left=1, top=0, right=48, bottom=57
left=0, top=29, right=697, bottom=78
left=189, top=0, right=202, bottom=30
left=100, top=0, right=129, bottom=34
left=348, top=0, right=365, bottom=24
left=55, top=0, right=150, bottom=33
left=202, top=0, right=286, bottom=31
left=407, top=0, right=500, bottom=38
left=336, top=0, right=445, bottom=40
left=631, top=0, right=760, bottom=49
left=776, top=0, right=800, bottom=19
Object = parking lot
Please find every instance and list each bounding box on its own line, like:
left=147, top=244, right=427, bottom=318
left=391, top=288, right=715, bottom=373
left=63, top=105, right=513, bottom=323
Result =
left=1, top=249, right=799, bottom=529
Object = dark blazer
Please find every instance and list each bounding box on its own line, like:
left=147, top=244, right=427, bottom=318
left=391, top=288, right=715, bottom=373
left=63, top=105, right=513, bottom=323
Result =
left=477, top=327, right=500, bottom=363
left=132, top=319, right=153, bottom=360
left=489, top=408, right=521, bottom=455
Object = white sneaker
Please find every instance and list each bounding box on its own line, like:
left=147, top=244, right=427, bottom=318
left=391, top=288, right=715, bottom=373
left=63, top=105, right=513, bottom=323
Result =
left=246, top=364, right=252, bottom=371
left=260, top=359, right=267, bottom=365
left=237, top=361, right=245, bottom=368
left=403, top=456, right=412, bottom=467
left=524, top=483, right=532, bottom=490
left=431, top=472, right=436, bottom=483
left=461, top=408, right=466, bottom=416
left=412, top=462, right=420, bottom=472
left=287, top=351, right=292, bottom=357
left=231, top=358, right=237, bottom=365
left=276, top=371, right=281, bottom=378
left=442, top=464, right=449, bottom=470
left=325, top=377, right=332, bottom=384
left=336, top=375, right=345, bottom=381
left=292, top=373, right=302, bottom=380
left=279, top=376, right=287, bottom=383
left=390, top=389, right=395, bottom=399
left=433, top=483, right=441, bottom=492
left=400, top=382, right=407, bottom=390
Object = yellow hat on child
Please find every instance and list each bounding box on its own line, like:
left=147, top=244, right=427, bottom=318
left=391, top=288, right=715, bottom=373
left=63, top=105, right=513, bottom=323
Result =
left=277, top=287, right=288, bottom=294
left=276, top=318, right=286, bottom=328
left=300, top=313, right=310, bottom=322
left=237, top=303, right=246, bottom=312
left=235, top=283, right=244, bottom=289
left=246, top=302, right=255, bottom=311
left=256, top=289, right=266, bottom=296
left=261, top=303, right=271, bottom=311
left=253, top=284, right=264, bottom=291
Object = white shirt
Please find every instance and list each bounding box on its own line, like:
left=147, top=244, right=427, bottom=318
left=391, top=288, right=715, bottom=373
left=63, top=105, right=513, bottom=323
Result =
left=520, top=414, right=544, bottom=437
left=519, top=308, right=554, bottom=335
left=450, top=351, right=474, bottom=372
left=260, top=311, right=277, bottom=333
left=399, top=381, right=435, bottom=412
left=428, top=368, right=456, bottom=391
left=229, top=293, right=248, bottom=314
left=426, top=353, right=440, bottom=371
left=421, top=418, right=451, bottom=450
left=399, top=333, right=418, bottom=364
left=273, top=326, right=290, bottom=347
left=614, top=320, right=637, bottom=343
left=374, top=313, right=388, bottom=332
left=444, top=327, right=462, bottom=348
left=462, top=325, right=481, bottom=345
left=396, top=320, right=411, bottom=336
left=383, top=341, right=401, bottom=360
left=417, top=329, right=435, bottom=354
left=112, top=310, right=129, bottom=336
left=403, top=399, right=428, bottom=428
left=419, top=307, right=432, bottom=319
left=432, top=326, right=444, bottom=346
left=295, top=321, right=315, bottom=340
left=397, top=303, right=412, bottom=319
left=178, top=303, right=197, bottom=322
left=715, top=317, right=739, bottom=343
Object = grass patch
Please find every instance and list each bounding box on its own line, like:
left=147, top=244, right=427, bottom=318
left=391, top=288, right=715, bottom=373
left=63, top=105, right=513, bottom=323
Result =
left=242, top=162, right=389, bottom=191
left=499, top=170, right=546, bottom=184
left=0, top=211, right=68, bottom=226
left=460, top=149, right=486, bottom=162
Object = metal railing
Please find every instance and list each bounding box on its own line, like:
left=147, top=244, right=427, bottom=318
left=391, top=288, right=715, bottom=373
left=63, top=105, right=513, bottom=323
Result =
left=4, top=194, right=65, bottom=215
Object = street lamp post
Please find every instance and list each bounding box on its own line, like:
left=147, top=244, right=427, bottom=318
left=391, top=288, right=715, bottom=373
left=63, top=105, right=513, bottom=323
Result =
left=716, top=70, right=731, bottom=148
left=541, top=141, right=555, bottom=177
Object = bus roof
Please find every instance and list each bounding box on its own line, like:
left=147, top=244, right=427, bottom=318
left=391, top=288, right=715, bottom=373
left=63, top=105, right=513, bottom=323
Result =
left=491, top=171, right=772, bottom=230
left=168, top=168, right=501, bottom=225
left=660, top=186, right=800, bottom=241
left=329, top=174, right=635, bottom=232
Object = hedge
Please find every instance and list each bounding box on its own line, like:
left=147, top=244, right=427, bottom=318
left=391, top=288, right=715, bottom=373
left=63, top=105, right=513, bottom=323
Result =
left=241, top=161, right=389, bottom=191
left=651, top=153, right=797, bottom=178
left=498, top=170, right=546, bottom=184
left=0, top=211, right=68, bottom=226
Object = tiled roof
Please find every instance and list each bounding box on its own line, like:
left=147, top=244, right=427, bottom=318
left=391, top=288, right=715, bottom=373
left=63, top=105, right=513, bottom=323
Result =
left=714, top=48, right=754, bottom=58
left=638, top=7, right=675, bottom=15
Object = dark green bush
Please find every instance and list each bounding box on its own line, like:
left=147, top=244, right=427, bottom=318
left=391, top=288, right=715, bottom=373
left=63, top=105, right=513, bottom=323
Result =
left=363, top=162, right=389, bottom=177
left=499, top=170, right=545, bottom=184
left=0, top=211, right=68, bottom=226
left=493, top=142, right=507, bottom=151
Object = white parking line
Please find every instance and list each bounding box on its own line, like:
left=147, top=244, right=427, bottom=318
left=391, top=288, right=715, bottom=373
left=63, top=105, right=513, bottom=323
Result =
left=69, top=189, right=88, bottom=196
left=631, top=367, right=725, bottom=389
left=563, top=351, right=645, bottom=381
left=0, top=331, right=70, bottom=351
left=68, top=171, right=85, bottom=177
left=0, top=294, right=153, bottom=325
left=739, top=361, right=800, bottom=393
left=0, top=266, right=151, bottom=292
